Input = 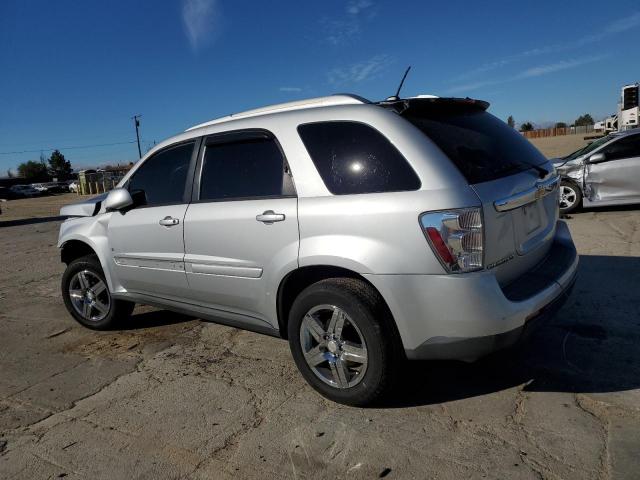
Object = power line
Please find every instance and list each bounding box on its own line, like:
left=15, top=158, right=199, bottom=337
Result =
left=0, top=140, right=137, bottom=155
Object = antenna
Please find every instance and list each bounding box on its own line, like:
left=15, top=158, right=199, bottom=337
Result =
left=386, top=66, right=411, bottom=102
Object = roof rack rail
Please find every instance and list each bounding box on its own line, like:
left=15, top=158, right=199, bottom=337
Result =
left=185, top=94, right=369, bottom=131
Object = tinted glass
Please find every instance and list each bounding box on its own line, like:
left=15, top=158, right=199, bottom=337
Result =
left=128, top=142, right=193, bottom=206
left=405, top=110, right=548, bottom=184
left=565, top=134, right=611, bottom=160
left=623, top=86, right=639, bottom=110
left=199, top=137, right=286, bottom=201
left=297, top=121, right=420, bottom=195
left=603, top=135, right=640, bottom=161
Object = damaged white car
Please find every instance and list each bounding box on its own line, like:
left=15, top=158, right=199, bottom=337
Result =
left=552, top=129, right=640, bottom=213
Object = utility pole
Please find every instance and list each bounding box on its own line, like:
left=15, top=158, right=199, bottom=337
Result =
left=132, top=115, right=142, bottom=159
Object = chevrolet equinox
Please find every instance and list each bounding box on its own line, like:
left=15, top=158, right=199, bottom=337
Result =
left=58, top=94, right=578, bottom=405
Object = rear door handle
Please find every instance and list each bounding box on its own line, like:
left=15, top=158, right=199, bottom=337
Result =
left=256, top=210, right=285, bottom=224
left=159, top=216, right=180, bottom=227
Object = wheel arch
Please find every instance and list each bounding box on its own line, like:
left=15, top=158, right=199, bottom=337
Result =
left=59, top=235, right=116, bottom=292
left=60, top=239, right=97, bottom=265
left=560, top=176, right=583, bottom=192
left=559, top=176, right=584, bottom=212
left=276, top=265, right=402, bottom=349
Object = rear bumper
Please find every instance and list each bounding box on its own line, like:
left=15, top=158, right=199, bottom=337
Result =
left=364, top=220, right=578, bottom=361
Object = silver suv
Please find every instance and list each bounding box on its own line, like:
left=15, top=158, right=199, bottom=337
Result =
left=58, top=94, right=578, bottom=405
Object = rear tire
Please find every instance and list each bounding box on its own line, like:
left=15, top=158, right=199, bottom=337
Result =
left=288, top=278, right=401, bottom=406
left=559, top=180, right=582, bottom=214
left=61, top=254, right=134, bottom=330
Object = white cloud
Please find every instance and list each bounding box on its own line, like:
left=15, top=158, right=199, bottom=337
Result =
left=347, top=0, right=374, bottom=15
left=328, top=54, right=394, bottom=85
left=447, top=55, right=608, bottom=94
left=516, top=55, right=607, bottom=79
left=182, top=0, right=221, bottom=51
left=454, top=11, right=639, bottom=80
left=604, top=11, right=640, bottom=33
left=279, top=87, right=303, bottom=92
left=322, top=1, right=376, bottom=45
left=323, top=18, right=361, bottom=45
left=446, top=79, right=501, bottom=94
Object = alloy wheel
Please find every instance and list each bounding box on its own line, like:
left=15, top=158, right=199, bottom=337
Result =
left=68, top=270, right=111, bottom=322
left=560, top=185, right=578, bottom=210
left=299, top=304, right=368, bottom=389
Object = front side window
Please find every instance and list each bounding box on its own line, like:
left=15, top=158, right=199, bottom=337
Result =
left=603, top=135, right=640, bottom=161
left=199, top=136, right=291, bottom=201
left=297, top=121, right=420, bottom=195
left=127, top=142, right=194, bottom=206
left=564, top=134, right=612, bottom=160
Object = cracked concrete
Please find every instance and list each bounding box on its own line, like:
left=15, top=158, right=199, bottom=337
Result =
left=1, top=194, right=639, bottom=479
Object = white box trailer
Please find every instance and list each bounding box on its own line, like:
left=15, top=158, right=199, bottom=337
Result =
left=617, top=83, right=639, bottom=131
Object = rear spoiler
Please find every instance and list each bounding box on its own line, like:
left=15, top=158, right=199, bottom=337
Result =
left=377, top=97, right=490, bottom=115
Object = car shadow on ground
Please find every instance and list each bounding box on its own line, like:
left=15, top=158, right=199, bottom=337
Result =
left=384, top=254, right=640, bottom=408
left=580, top=204, right=639, bottom=214
left=0, top=215, right=67, bottom=228
left=118, top=309, right=196, bottom=331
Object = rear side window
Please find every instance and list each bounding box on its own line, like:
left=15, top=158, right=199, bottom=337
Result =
left=297, top=121, right=420, bottom=195
left=199, top=136, right=291, bottom=201
left=405, top=109, right=548, bottom=184
left=128, top=142, right=194, bottom=206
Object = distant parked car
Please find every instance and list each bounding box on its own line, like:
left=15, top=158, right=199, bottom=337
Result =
left=31, top=183, right=49, bottom=193
left=45, top=182, right=71, bottom=193
left=10, top=185, right=40, bottom=198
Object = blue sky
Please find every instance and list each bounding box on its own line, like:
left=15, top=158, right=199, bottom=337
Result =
left=1, top=0, right=639, bottom=173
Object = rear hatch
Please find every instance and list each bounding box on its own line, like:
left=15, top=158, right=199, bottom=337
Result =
left=392, top=98, right=559, bottom=286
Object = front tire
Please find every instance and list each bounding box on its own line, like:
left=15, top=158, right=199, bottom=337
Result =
left=61, top=254, right=134, bottom=330
left=559, top=180, right=582, bottom=214
left=288, top=278, right=400, bottom=406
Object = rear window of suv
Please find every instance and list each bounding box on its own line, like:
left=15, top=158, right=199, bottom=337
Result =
left=403, top=105, right=548, bottom=184
left=297, top=121, right=421, bottom=195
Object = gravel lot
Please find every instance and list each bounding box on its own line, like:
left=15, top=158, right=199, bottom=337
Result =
left=1, top=193, right=639, bottom=479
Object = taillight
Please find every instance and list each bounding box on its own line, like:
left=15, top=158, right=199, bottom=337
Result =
left=420, top=208, right=483, bottom=273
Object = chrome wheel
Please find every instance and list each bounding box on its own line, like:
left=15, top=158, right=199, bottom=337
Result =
left=560, top=185, right=578, bottom=210
left=299, top=304, right=368, bottom=389
left=68, top=270, right=111, bottom=322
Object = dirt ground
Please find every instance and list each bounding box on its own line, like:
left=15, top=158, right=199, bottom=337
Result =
left=528, top=133, right=592, bottom=159
left=1, top=190, right=639, bottom=480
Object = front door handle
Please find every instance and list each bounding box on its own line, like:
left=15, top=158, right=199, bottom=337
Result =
left=256, top=210, right=285, bottom=224
left=159, top=216, right=180, bottom=227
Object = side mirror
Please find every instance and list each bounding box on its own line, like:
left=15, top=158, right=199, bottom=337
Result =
left=587, top=152, right=605, bottom=164
left=104, top=188, right=133, bottom=212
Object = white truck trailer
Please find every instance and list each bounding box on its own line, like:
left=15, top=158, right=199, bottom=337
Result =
left=618, top=83, right=639, bottom=131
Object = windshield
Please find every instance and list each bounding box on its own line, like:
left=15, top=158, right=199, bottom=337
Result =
left=404, top=108, right=548, bottom=184
left=564, top=135, right=612, bottom=160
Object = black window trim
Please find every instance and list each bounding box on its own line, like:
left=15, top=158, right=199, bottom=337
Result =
left=296, top=119, right=422, bottom=195
left=124, top=138, right=201, bottom=210
left=191, top=128, right=297, bottom=204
